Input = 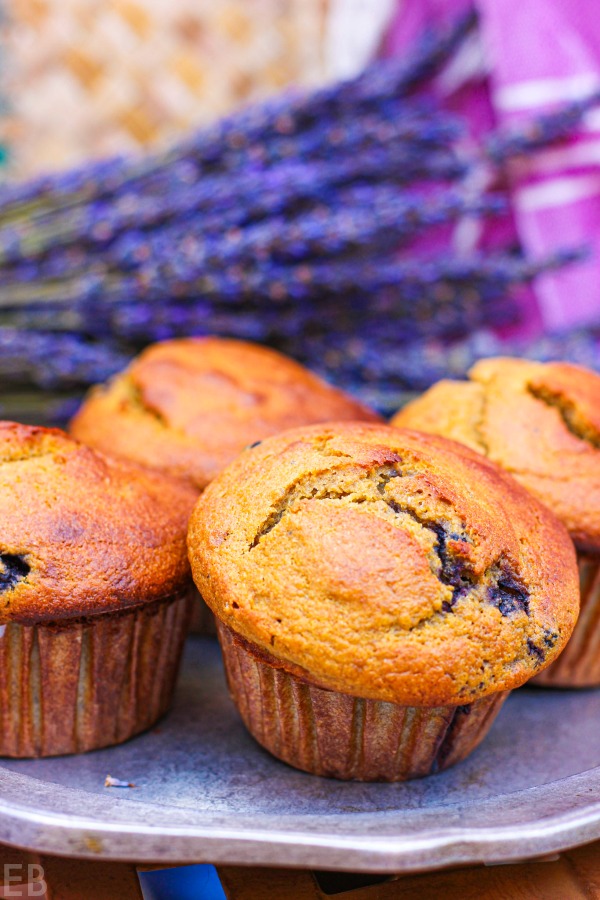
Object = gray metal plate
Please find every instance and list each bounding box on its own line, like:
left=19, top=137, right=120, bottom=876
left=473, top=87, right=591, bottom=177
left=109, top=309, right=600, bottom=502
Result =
left=1, top=637, right=600, bottom=872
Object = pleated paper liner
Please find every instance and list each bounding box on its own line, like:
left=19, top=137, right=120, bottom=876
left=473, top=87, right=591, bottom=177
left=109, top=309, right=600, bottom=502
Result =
left=0, top=588, right=192, bottom=757
left=534, top=554, right=600, bottom=688
left=217, top=621, right=508, bottom=782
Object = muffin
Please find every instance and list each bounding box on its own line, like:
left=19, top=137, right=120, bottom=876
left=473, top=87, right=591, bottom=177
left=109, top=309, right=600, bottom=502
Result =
left=0, top=422, right=197, bottom=757
left=188, top=422, right=577, bottom=781
left=70, top=337, right=382, bottom=634
left=392, top=357, right=600, bottom=687
left=69, top=337, right=382, bottom=492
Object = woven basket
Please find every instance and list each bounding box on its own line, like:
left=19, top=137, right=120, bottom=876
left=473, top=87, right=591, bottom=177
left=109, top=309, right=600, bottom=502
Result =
left=2, top=0, right=330, bottom=176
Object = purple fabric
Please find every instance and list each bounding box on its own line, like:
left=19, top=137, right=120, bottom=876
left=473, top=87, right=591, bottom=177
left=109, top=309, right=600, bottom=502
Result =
left=382, top=0, right=600, bottom=332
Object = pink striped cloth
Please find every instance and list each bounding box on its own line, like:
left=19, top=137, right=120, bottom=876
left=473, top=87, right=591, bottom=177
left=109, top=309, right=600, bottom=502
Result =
left=382, top=0, right=600, bottom=333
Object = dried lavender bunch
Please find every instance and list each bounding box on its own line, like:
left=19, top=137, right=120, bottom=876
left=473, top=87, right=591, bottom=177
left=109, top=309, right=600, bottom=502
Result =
left=0, top=188, right=505, bottom=308
left=0, top=88, right=593, bottom=313
left=176, top=246, right=576, bottom=306
left=0, top=7, right=596, bottom=425
left=0, top=136, right=466, bottom=270
left=0, top=322, right=597, bottom=423
left=110, top=187, right=505, bottom=280
left=0, top=328, right=130, bottom=389
left=107, top=248, right=571, bottom=343
left=1, top=87, right=595, bottom=290
left=485, top=91, right=600, bottom=163
left=0, top=249, right=577, bottom=355
left=294, top=327, right=600, bottom=414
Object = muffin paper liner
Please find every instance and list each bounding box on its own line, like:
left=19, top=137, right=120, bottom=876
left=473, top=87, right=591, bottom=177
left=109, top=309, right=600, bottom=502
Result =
left=217, top=622, right=508, bottom=782
left=534, top=554, right=600, bottom=688
left=0, top=590, right=192, bottom=757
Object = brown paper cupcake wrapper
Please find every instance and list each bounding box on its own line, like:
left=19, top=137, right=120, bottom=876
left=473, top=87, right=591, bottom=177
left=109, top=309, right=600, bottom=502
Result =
left=217, top=622, right=508, bottom=782
left=534, top=554, right=600, bottom=688
left=0, top=590, right=192, bottom=757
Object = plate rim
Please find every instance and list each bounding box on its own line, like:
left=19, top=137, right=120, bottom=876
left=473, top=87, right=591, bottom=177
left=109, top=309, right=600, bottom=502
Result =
left=0, top=764, right=599, bottom=871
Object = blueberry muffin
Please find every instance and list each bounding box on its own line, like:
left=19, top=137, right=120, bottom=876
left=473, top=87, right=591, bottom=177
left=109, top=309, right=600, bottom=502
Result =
left=0, top=422, right=196, bottom=757
left=392, top=357, right=600, bottom=687
left=69, top=337, right=382, bottom=492
left=188, top=423, right=577, bottom=781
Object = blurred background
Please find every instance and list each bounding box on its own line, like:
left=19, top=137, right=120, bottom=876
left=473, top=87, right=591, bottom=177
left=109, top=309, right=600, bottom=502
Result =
left=0, top=0, right=598, bottom=421
left=2, top=0, right=330, bottom=174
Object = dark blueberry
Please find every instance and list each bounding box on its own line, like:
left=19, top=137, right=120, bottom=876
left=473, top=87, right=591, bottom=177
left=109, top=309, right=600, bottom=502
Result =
left=382, top=507, right=472, bottom=605
left=487, top=569, right=530, bottom=617
left=543, top=629, right=559, bottom=648
left=527, top=639, right=545, bottom=663
left=430, top=524, right=473, bottom=601
left=0, top=554, right=29, bottom=592
left=431, top=524, right=447, bottom=552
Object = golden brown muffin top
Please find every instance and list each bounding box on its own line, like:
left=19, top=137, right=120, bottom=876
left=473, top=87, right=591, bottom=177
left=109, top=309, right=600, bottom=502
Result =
left=392, top=357, right=600, bottom=554
left=0, top=422, right=197, bottom=624
left=188, top=422, right=578, bottom=707
left=69, top=337, right=382, bottom=491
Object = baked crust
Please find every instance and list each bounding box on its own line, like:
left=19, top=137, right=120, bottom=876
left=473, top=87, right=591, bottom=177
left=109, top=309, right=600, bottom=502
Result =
left=70, top=337, right=382, bottom=490
left=0, top=422, right=196, bottom=623
left=392, top=358, right=600, bottom=553
left=188, top=422, right=578, bottom=706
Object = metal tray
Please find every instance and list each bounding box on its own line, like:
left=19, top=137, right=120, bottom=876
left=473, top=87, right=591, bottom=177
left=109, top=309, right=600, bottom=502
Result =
left=1, top=636, right=600, bottom=873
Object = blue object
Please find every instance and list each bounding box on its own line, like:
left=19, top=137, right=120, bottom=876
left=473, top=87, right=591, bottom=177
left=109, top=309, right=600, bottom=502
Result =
left=139, top=864, right=227, bottom=900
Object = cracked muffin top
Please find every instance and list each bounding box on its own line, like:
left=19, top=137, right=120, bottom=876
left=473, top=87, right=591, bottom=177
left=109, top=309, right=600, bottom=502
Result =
left=69, top=337, right=381, bottom=491
left=392, top=357, right=600, bottom=554
left=188, top=422, right=578, bottom=706
left=0, top=422, right=197, bottom=624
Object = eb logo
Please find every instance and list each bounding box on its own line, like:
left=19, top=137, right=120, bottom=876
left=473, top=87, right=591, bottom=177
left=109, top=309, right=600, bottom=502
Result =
left=0, top=865, right=47, bottom=897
